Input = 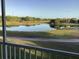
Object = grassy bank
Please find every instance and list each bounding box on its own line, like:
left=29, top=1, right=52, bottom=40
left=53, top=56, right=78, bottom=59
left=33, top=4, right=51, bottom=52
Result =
left=0, top=30, right=79, bottom=39
left=0, top=20, right=49, bottom=26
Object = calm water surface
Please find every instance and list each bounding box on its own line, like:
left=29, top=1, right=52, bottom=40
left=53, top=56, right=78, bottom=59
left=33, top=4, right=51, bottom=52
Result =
left=0, top=24, right=55, bottom=32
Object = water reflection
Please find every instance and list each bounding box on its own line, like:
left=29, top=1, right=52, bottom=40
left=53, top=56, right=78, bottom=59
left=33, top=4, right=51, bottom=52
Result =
left=0, top=24, right=56, bottom=32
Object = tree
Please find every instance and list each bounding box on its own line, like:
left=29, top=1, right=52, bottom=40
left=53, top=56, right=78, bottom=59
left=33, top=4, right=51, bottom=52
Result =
left=6, top=16, right=19, bottom=21
left=77, top=20, right=79, bottom=23
left=20, top=17, right=26, bottom=21
left=49, top=19, right=56, bottom=28
left=70, top=18, right=76, bottom=23
left=55, top=18, right=61, bottom=29
left=25, top=16, right=33, bottom=21
left=0, top=16, right=2, bottom=22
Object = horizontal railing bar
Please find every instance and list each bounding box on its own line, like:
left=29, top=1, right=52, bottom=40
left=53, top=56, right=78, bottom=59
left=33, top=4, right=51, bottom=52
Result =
left=0, top=42, right=79, bottom=56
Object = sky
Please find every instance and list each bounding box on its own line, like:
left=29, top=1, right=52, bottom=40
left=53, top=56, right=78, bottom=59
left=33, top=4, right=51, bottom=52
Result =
left=0, top=0, right=79, bottom=18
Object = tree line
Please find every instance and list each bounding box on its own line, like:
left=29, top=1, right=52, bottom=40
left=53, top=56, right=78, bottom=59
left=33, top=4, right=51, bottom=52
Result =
left=50, top=18, right=79, bottom=24
left=49, top=18, right=79, bottom=29
left=0, top=16, right=49, bottom=21
left=0, top=16, right=79, bottom=24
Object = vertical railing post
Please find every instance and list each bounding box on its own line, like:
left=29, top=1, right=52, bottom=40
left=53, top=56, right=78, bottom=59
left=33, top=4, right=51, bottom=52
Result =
left=29, top=49, right=31, bottom=59
left=41, top=50, right=43, bottom=59
left=35, top=49, right=37, bottom=59
left=48, top=52, right=51, bottom=59
left=1, top=0, right=7, bottom=59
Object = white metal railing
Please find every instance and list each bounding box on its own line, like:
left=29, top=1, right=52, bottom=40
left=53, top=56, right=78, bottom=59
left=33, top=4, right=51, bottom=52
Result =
left=0, top=42, right=79, bottom=59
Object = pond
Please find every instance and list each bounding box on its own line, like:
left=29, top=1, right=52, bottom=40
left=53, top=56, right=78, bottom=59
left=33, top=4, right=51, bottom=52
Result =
left=0, top=24, right=56, bottom=32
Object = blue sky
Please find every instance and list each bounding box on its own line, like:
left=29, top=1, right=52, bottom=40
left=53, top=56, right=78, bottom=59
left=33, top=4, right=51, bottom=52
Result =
left=0, top=0, right=79, bottom=18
